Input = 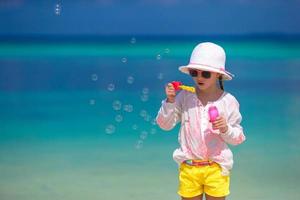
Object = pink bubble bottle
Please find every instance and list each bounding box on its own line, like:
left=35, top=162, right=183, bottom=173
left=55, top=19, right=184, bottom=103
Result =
left=208, top=106, right=219, bottom=130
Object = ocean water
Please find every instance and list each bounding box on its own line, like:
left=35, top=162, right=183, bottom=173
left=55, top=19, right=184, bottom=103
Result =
left=0, top=37, right=300, bottom=200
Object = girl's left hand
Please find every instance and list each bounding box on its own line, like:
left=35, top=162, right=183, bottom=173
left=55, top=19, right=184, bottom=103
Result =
left=212, top=115, right=228, bottom=134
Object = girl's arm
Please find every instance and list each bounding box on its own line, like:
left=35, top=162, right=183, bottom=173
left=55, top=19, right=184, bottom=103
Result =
left=156, top=92, right=182, bottom=131
left=220, top=98, right=246, bottom=145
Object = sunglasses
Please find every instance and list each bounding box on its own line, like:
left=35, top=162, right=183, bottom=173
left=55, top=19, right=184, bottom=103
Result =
left=189, top=69, right=211, bottom=79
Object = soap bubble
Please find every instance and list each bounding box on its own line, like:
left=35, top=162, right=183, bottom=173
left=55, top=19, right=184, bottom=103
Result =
left=107, top=83, right=115, bottom=91
left=150, top=128, right=157, bottom=135
left=157, top=73, right=164, bottom=80
left=142, top=87, right=149, bottom=94
left=156, top=54, right=161, bottom=60
left=54, top=4, right=61, bottom=15
left=115, top=114, right=123, bottom=123
left=132, top=124, right=138, bottom=130
left=140, top=110, right=147, bottom=117
left=121, top=58, right=127, bottom=63
left=112, top=100, right=122, bottom=111
left=140, top=131, right=148, bottom=140
left=130, top=37, right=136, bottom=44
left=123, top=104, right=133, bottom=112
left=91, top=74, right=98, bottom=81
left=55, top=9, right=60, bottom=15
left=135, top=140, right=143, bottom=149
left=127, top=76, right=134, bottom=84
left=141, top=94, right=149, bottom=102
left=151, top=119, right=156, bottom=126
left=89, top=99, right=96, bottom=105
left=164, top=48, right=170, bottom=54
left=105, top=124, right=115, bottom=134
left=144, top=115, right=151, bottom=122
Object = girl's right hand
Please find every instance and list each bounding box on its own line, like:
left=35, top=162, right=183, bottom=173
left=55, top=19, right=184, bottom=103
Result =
left=165, top=83, right=176, bottom=103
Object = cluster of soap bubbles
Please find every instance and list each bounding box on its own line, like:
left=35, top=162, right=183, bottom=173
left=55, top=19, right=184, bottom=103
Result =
left=139, top=110, right=157, bottom=127
left=91, top=73, right=125, bottom=94
left=140, top=87, right=149, bottom=102
left=134, top=130, right=148, bottom=149
left=134, top=128, right=158, bottom=150
left=54, top=3, right=61, bottom=15
left=120, top=37, right=137, bottom=66
left=91, top=38, right=169, bottom=149
left=104, top=101, right=129, bottom=135
left=112, top=100, right=134, bottom=113
left=140, top=131, right=148, bottom=140
left=123, top=104, right=133, bottom=112
left=91, top=73, right=160, bottom=148
left=156, top=48, right=170, bottom=61
left=104, top=101, right=128, bottom=135
left=133, top=109, right=158, bottom=150
left=90, top=73, right=117, bottom=94
left=105, top=99, right=136, bottom=134
left=105, top=96, right=159, bottom=150
left=135, top=139, right=144, bottom=150
left=112, top=100, right=123, bottom=123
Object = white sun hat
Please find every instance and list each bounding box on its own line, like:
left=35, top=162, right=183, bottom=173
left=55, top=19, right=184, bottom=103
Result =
left=179, top=42, right=234, bottom=80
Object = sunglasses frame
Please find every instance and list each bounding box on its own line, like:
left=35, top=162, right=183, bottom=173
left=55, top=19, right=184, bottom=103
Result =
left=189, top=69, right=212, bottom=79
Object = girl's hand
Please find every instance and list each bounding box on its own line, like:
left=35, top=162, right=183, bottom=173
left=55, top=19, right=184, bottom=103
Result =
left=212, top=115, right=228, bottom=134
left=165, top=83, right=176, bottom=103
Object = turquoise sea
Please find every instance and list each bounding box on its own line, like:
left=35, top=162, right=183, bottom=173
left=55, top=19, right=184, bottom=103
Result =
left=0, top=36, right=300, bottom=199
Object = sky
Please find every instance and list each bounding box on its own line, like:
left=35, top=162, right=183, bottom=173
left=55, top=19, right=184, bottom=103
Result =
left=0, top=0, right=300, bottom=36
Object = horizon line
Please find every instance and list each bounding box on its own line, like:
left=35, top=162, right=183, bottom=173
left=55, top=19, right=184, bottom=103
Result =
left=1, top=32, right=300, bottom=43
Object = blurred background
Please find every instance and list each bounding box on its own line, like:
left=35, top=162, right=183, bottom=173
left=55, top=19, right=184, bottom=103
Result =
left=0, top=0, right=300, bottom=199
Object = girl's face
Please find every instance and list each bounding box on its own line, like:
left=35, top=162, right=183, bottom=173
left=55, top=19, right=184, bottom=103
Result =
left=189, top=69, right=220, bottom=91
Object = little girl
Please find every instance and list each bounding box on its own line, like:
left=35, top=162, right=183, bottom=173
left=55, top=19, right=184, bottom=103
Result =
left=156, top=42, right=246, bottom=200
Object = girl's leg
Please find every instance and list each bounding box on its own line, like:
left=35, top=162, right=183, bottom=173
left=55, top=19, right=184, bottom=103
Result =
left=205, top=194, right=225, bottom=200
left=181, top=194, right=203, bottom=200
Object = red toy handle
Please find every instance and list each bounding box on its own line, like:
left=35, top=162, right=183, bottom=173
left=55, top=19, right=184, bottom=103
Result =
left=171, top=81, right=182, bottom=91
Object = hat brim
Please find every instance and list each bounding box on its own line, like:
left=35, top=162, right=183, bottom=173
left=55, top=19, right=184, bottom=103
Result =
left=179, top=64, right=234, bottom=81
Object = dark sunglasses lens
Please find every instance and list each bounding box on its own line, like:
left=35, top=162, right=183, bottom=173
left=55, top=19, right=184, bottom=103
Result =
left=202, top=71, right=211, bottom=79
left=189, top=70, right=198, bottom=77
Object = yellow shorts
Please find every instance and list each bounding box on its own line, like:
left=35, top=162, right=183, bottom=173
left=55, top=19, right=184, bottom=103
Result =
left=178, top=161, right=230, bottom=198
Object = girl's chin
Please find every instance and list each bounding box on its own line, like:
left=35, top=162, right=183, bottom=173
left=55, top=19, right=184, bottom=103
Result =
left=196, top=84, right=215, bottom=92
left=196, top=84, right=207, bottom=90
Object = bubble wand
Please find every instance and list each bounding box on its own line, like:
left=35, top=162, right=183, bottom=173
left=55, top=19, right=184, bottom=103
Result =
left=171, top=81, right=195, bottom=93
left=171, top=81, right=220, bottom=131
